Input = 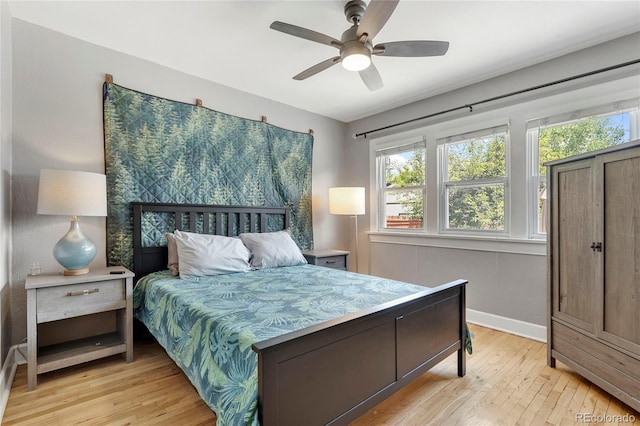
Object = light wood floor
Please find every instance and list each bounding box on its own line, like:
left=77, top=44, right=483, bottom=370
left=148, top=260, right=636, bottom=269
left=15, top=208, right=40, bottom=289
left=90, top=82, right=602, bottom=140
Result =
left=4, top=325, right=638, bottom=425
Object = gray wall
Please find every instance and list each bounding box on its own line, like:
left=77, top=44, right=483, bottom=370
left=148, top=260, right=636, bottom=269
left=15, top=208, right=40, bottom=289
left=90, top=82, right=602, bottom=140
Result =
left=1, top=0, right=13, bottom=374
left=9, top=19, right=347, bottom=345
left=5, top=14, right=640, bottom=348
left=345, top=33, right=640, bottom=336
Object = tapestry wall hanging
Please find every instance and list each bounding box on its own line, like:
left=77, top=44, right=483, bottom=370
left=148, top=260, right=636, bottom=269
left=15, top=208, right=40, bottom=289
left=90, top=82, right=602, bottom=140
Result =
left=103, top=82, right=313, bottom=270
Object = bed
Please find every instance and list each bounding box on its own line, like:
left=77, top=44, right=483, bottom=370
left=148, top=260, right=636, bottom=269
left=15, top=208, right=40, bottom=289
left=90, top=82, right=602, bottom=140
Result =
left=131, top=202, right=468, bottom=426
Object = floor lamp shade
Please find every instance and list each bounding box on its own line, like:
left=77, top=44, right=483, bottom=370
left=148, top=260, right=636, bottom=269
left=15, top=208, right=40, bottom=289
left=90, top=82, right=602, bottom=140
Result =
left=329, top=187, right=365, bottom=215
left=329, top=187, right=365, bottom=273
left=37, top=169, right=107, bottom=275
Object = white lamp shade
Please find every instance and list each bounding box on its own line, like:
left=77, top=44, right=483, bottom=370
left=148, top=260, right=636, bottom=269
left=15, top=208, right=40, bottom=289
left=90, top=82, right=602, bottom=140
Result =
left=37, top=169, right=107, bottom=217
left=329, top=187, right=365, bottom=215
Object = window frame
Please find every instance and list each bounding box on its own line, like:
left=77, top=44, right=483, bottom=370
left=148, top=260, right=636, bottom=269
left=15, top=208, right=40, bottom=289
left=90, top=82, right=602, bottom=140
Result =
left=526, top=126, right=547, bottom=239
left=376, top=139, right=427, bottom=231
left=366, top=76, right=638, bottom=255
left=526, top=98, right=640, bottom=239
left=438, top=125, right=510, bottom=236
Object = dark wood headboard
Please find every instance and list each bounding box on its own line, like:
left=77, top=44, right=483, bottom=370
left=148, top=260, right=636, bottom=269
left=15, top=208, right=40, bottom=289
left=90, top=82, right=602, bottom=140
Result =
left=131, top=202, right=290, bottom=278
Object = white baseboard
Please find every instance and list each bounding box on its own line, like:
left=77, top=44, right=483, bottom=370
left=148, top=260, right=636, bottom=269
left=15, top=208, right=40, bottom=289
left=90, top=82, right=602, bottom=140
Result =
left=14, top=343, right=27, bottom=365
left=467, top=308, right=547, bottom=343
left=0, top=343, right=22, bottom=423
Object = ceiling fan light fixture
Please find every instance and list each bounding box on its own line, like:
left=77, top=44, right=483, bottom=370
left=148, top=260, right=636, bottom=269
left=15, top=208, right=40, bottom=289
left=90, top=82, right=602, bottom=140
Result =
left=342, top=53, right=371, bottom=71
left=341, top=44, right=371, bottom=71
left=270, top=0, right=449, bottom=91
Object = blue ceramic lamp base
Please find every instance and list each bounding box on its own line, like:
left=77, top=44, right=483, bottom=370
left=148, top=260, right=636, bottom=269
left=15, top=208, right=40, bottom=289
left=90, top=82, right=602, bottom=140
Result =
left=53, top=216, right=97, bottom=276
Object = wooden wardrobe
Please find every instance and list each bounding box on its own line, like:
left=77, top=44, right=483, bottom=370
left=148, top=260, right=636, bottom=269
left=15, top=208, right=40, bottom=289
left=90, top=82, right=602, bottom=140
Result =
left=547, top=140, right=640, bottom=412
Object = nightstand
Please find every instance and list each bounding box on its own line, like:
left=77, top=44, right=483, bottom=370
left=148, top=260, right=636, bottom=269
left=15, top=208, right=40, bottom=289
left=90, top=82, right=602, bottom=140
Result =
left=303, top=250, right=350, bottom=271
left=25, top=266, right=134, bottom=390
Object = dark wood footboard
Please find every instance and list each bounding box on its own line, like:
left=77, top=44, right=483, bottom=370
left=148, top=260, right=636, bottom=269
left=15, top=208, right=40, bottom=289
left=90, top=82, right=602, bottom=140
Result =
left=253, top=278, right=467, bottom=426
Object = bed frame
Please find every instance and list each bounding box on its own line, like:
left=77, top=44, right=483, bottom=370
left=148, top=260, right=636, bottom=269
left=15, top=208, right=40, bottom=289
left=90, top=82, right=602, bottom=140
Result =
left=131, top=202, right=468, bottom=426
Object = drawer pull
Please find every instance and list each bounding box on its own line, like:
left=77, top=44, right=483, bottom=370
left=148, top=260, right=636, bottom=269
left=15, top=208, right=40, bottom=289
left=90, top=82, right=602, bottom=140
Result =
left=325, top=260, right=337, bottom=264
left=66, top=288, right=100, bottom=297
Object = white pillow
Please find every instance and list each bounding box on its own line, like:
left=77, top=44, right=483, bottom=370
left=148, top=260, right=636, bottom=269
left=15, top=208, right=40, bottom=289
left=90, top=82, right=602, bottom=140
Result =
left=239, top=230, right=307, bottom=269
left=166, top=233, right=179, bottom=276
left=173, top=230, right=251, bottom=278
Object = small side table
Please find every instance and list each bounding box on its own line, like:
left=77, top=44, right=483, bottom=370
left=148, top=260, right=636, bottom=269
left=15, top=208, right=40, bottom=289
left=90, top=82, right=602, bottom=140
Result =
left=303, top=250, right=350, bottom=271
left=26, top=266, right=134, bottom=390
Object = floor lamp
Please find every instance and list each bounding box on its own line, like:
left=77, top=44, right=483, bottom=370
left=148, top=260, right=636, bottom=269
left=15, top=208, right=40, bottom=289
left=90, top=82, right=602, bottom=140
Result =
left=329, top=187, right=365, bottom=272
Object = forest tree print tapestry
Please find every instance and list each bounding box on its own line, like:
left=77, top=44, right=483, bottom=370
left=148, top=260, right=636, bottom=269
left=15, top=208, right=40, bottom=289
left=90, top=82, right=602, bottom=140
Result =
left=103, top=83, right=313, bottom=270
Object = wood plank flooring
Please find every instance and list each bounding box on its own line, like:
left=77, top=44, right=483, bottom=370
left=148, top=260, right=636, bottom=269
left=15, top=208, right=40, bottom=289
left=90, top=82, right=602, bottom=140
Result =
left=4, top=325, right=638, bottom=425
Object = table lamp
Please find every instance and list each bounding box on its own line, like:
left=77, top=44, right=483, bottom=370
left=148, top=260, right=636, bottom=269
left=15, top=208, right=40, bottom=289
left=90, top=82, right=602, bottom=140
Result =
left=37, top=169, right=107, bottom=275
left=329, top=187, right=365, bottom=272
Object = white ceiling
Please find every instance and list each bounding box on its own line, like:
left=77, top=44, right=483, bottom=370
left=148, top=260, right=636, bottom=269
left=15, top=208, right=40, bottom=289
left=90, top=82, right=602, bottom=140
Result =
left=8, top=1, right=640, bottom=122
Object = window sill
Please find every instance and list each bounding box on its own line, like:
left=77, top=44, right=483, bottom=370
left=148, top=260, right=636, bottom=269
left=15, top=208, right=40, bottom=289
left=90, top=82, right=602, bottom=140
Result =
left=368, top=231, right=547, bottom=256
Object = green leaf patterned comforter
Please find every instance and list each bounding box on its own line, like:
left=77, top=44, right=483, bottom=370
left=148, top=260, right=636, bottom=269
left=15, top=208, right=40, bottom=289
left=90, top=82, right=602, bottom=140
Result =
left=133, top=265, right=428, bottom=425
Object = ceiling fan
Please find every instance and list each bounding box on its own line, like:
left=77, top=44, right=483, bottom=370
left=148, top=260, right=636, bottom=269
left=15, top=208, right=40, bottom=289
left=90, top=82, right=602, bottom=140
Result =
left=270, top=0, right=449, bottom=91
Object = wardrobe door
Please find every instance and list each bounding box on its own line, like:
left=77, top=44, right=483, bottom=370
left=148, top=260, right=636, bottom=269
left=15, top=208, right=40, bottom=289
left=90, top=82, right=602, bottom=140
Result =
left=551, top=159, right=597, bottom=333
left=598, top=146, right=640, bottom=354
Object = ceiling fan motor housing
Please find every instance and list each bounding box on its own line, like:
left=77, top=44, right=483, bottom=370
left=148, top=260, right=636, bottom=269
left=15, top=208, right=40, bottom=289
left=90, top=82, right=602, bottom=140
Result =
left=341, top=41, right=372, bottom=70
left=340, top=25, right=373, bottom=71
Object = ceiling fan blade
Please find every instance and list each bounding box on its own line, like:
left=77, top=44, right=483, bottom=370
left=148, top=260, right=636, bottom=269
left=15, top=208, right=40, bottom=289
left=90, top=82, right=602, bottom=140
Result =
left=359, top=63, right=383, bottom=91
left=357, top=0, right=399, bottom=40
left=293, top=56, right=342, bottom=80
left=374, top=40, right=449, bottom=57
left=270, top=21, right=342, bottom=48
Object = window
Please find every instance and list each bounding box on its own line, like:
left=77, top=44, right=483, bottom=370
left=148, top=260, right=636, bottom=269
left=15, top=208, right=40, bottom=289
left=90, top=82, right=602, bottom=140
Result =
left=439, top=125, right=509, bottom=233
left=528, top=99, right=639, bottom=238
left=376, top=141, right=426, bottom=229
left=369, top=78, right=637, bottom=251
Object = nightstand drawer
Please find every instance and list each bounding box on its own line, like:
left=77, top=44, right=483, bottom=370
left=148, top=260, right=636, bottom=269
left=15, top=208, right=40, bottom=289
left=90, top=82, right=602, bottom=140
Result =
left=37, top=279, right=126, bottom=322
left=316, top=255, right=346, bottom=269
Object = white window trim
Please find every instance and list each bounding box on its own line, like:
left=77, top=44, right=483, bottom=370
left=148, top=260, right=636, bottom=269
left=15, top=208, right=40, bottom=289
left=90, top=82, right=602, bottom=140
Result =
left=526, top=127, right=546, bottom=239
left=437, top=125, right=510, bottom=236
left=526, top=97, right=640, bottom=239
left=368, top=231, right=546, bottom=256
left=366, top=75, right=639, bottom=255
left=375, top=137, right=427, bottom=231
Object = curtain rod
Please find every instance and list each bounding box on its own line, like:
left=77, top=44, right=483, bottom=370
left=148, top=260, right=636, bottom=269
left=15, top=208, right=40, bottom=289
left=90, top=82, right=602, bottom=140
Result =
left=354, top=59, right=640, bottom=139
